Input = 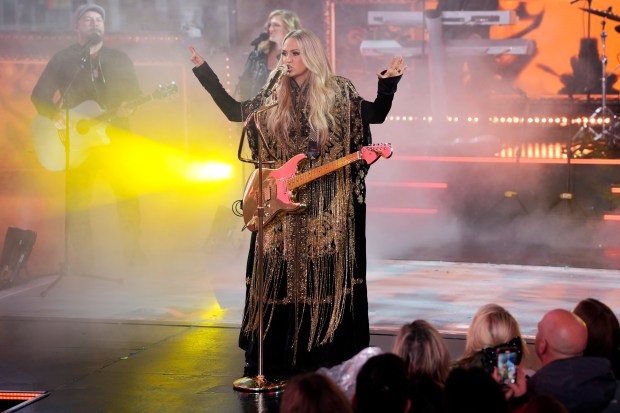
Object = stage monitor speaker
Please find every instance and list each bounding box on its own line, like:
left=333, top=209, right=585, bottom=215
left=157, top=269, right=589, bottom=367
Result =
left=0, top=227, right=37, bottom=289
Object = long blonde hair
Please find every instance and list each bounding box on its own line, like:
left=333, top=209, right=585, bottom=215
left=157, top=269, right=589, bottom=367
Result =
left=258, top=9, right=302, bottom=54
left=458, top=303, right=526, bottom=366
left=392, top=320, right=451, bottom=386
left=266, top=29, right=336, bottom=150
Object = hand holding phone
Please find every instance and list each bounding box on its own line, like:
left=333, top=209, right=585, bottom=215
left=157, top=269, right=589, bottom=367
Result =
left=496, top=347, right=517, bottom=385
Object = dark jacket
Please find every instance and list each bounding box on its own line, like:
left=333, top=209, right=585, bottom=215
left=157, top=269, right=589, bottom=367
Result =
left=528, top=357, right=617, bottom=413
left=31, top=43, right=141, bottom=123
left=236, top=47, right=270, bottom=100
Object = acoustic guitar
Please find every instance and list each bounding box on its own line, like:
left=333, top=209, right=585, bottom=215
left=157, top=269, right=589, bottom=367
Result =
left=31, top=82, right=178, bottom=171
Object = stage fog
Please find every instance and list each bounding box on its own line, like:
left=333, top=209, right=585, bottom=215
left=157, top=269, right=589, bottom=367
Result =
left=0, top=0, right=619, bottom=322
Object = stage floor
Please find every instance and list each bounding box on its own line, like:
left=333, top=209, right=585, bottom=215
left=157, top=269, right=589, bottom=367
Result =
left=0, top=256, right=618, bottom=412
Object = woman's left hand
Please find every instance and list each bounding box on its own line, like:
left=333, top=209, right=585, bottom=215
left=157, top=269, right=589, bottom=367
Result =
left=377, top=56, right=408, bottom=79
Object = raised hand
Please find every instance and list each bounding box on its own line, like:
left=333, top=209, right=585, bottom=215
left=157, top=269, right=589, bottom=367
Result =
left=377, top=56, right=408, bottom=79
left=188, top=45, right=205, bottom=67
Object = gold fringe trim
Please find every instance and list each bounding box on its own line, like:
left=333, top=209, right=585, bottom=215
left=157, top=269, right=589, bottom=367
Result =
left=241, top=76, right=366, bottom=360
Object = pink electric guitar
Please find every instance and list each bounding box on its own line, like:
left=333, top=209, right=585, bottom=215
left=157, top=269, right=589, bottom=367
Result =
left=242, top=143, right=393, bottom=232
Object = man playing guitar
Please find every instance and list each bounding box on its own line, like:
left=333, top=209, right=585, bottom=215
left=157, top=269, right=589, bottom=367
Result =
left=31, top=4, right=144, bottom=273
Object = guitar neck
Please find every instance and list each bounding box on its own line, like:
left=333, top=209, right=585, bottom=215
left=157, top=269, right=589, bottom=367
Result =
left=288, top=151, right=361, bottom=190
left=127, top=93, right=154, bottom=110
left=94, top=93, right=154, bottom=123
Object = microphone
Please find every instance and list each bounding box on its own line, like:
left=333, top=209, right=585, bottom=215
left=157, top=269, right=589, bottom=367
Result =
left=80, top=33, right=102, bottom=53
left=251, top=32, right=269, bottom=46
left=264, top=65, right=288, bottom=97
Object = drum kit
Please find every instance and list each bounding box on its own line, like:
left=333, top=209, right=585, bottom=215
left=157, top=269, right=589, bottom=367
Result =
left=572, top=4, right=620, bottom=157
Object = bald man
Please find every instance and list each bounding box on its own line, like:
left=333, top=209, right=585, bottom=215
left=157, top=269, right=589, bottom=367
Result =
left=535, top=308, right=588, bottom=365
left=528, top=309, right=618, bottom=413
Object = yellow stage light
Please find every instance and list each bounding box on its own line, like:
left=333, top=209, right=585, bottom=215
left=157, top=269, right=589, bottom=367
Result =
left=185, top=161, right=234, bottom=182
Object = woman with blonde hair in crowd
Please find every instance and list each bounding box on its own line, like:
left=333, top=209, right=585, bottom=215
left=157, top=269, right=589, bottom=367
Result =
left=392, top=319, right=451, bottom=412
left=455, top=303, right=527, bottom=372
left=455, top=303, right=530, bottom=410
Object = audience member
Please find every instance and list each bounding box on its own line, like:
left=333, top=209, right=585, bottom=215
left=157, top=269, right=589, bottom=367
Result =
left=443, top=366, right=509, bottom=413
left=393, top=319, right=450, bottom=412
left=573, top=298, right=620, bottom=379
left=524, top=395, right=569, bottom=413
left=455, top=303, right=529, bottom=409
left=353, top=353, right=411, bottom=413
left=455, top=303, right=527, bottom=374
left=279, top=372, right=352, bottom=413
left=528, top=308, right=618, bottom=413
left=317, top=346, right=383, bottom=400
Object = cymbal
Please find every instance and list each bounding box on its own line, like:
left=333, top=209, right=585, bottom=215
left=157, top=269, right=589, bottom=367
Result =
left=580, top=7, right=620, bottom=23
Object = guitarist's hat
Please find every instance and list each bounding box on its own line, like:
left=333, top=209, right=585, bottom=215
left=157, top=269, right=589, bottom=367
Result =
left=73, top=4, right=105, bottom=27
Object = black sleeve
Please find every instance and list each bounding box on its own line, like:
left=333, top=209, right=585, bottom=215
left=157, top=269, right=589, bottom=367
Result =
left=31, top=53, right=65, bottom=120
left=361, top=74, right=402, bottom=124
left=192, top=62, right=244, bottom=122
left=106, top=49, right=142, bottom=107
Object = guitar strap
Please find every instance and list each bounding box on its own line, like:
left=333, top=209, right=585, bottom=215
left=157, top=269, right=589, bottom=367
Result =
left=306, top=130, right=319, bottom=160
left=90, top=54, right=107, bottom=108
left=92, top=53, right=106, bottom=85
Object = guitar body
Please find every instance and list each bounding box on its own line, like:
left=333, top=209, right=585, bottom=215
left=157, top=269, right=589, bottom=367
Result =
left=31, top=101, right=110, bottom=171
left=241, top=144, right=393, bottom=232
left=243, top=153, right=308, bottom=232
left=31, top=82, right=178, bottom=171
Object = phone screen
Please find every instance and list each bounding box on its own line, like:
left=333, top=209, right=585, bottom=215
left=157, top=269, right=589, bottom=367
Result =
left=497, top=349, right=517, bottom=385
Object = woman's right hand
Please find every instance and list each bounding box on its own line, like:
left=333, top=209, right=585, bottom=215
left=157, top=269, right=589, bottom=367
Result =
left=188, top=46, right=205, bottom=67
left=377, top=56, right=407, bottom=79
left=505, top=366, right=527, bottom=399
left=494, top=366, right=527, bottom=400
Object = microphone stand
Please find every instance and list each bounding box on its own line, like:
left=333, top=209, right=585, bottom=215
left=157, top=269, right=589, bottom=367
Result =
left=233, top=98, right=285, bottom=393
left=40, top=44, right=122, bottom=297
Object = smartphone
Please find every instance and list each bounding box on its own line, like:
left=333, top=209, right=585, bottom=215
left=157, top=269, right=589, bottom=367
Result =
left=496, top=347, right=517, bottom=385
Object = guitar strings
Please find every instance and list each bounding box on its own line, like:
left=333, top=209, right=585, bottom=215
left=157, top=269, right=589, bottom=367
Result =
left=89, top=54, right=106, bottom=85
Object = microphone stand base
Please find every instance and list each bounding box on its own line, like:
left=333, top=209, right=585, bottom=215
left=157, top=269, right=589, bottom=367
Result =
left=232, top=375, right=287, bottom=393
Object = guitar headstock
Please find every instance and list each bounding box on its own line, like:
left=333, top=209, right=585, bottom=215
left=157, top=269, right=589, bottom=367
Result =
left=361, top=143, right=393, bottom=165
left=152, top=82, right=179, bottom=101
